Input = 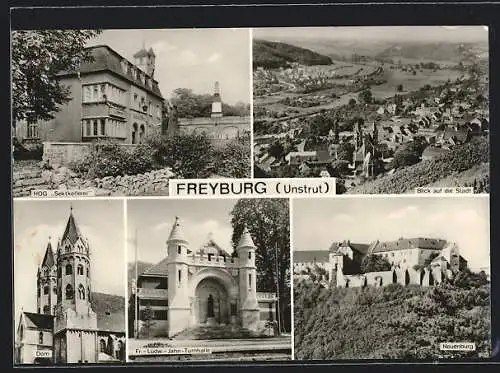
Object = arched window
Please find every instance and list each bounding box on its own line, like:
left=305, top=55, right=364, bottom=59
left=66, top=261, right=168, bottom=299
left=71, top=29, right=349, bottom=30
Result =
left=78, top=284, right=85, bottom=300
left=57, top=267, right=62, bottom=278
left=77, top=264, right=84, bottom=276
left=53, top=287, right=57, bottom=294
left=43, top=286, right=49, bottom=295
left=65, top=284, right=74, bottom=300
left=65, top=264, right=72, bottom=275
left=86, top=268, right=90, bottom=277
left=99, top=339, right=106, bottom=353
left=39, top=332, right=44, bottom=344
left=88, top=286, right=91, bottom=302
left=248, top=252, right=252, bottom=260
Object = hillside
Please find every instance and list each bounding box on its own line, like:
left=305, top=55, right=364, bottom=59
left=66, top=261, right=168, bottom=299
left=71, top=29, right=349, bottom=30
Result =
left=253, top=39, right=333, bottom=69
left=347, top=137, right=489, bottom=194
left=294, top=273, right=491, bottom=360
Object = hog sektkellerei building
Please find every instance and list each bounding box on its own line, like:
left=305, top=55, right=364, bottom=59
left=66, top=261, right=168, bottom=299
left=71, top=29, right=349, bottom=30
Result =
left=132, top=216, right=278, bottom=338
left=15, top=207, right=126, bottom=364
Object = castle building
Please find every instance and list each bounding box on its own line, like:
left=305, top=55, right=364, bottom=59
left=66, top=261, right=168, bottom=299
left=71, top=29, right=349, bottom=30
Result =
left=295, top=237, right=468, bottom=289
left=15, top=208, right=126, bottom=365
left=132, top=217, right=278, bottom=338
left=16, top=44, right=164, bottom=145
left=172, top=82, right=250, bottom=146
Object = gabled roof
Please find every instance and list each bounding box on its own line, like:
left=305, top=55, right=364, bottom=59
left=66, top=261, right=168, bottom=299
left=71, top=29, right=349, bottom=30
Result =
left=141, top=257, right=169, bottom=277
left=41, top=240, right=55, bottom=268
left=294, top=250, right=329, bottom=263
left=58, top=45, right=163, bottom=99
left=62, top=210, right=81, bottom=245
left=330, top=241, right=370, bottom=255
left=371, top=237, right=447, bottom=253
left=197, top=238, right=231, bottom=257
left=22, top=312, right=54, bottom=330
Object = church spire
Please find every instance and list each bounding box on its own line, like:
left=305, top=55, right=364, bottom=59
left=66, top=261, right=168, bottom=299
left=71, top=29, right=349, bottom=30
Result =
left=62, top=206, right=81, bottom=245
left=167, top=216, right=188, bottom=243
left=41, top=237, right=55, bottom=268
left=237, top=225, right=256, bottom=249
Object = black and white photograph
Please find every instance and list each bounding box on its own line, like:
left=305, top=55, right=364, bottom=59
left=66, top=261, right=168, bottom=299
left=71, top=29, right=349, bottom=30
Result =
left=12, top=28, right=252, bottom=197
left=252, top=26, right=489, bottom=194
left=293, top=196, right=491, bottom=360
left=126, top=198, right=291, bottom=361
left=13, top=200, right=126, bottom=365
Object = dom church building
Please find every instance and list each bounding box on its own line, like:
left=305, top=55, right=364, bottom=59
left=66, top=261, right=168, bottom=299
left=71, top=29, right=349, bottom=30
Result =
left=131, top=217, right=278, bottom=338
left=15, top=208, right=126, bottom=364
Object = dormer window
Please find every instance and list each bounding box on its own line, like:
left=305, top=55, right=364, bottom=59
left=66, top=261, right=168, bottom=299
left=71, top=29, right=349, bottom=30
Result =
left=120, top=59, right=129, bottom=74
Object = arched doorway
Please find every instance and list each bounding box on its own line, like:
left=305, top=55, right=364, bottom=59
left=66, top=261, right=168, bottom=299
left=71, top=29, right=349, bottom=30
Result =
left=392, top=270, right=397, bottom=284
left=139, top=124, right=145, bottom=144
left=405, top=270, right=410, bottom=285
left=194, top=277, right=229, bottom=325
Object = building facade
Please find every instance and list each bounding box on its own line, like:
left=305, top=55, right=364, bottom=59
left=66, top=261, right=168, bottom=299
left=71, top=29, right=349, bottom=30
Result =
left=15, top=208, right=126, bottom=365
left=16, top=45, right=164, bottom=145
left=133, top=217, right=278, bottom=338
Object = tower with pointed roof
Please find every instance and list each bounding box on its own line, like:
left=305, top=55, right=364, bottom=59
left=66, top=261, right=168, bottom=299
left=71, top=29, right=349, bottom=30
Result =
left=37, top=239, right=58, bottom=316
left=211, top=81, right=223, bottom=119
left=54, top=207, right=98, bottom=363
left=133, top=42, right=156, bottom=78
left=166, top=216, right=191, bottom=337
left=236, top=226, right=259, bottom=331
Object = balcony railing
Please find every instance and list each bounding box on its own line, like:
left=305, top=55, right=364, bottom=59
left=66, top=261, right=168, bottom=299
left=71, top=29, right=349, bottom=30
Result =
left=137, top=288, right=168, bottom=299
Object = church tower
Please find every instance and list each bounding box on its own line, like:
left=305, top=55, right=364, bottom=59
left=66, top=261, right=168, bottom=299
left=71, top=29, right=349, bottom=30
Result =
left=236, top=226, right=259, bottom=331
left=54, top=207, right=98, bottom=364
left=211, top=81, right=223, bottom=118
left=133, top=43, right=156, bottom=78
left=37, top=238, right=57, bottom=315
left=166, top=216, right=191, bottom=337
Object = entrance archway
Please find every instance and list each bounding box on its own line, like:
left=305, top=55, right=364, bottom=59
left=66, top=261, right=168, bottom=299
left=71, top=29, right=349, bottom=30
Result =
left=194, top=277, right=229, bottom=325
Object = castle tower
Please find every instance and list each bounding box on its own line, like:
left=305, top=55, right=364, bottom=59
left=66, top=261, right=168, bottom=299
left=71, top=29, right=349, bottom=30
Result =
left=236, top=226, right=259, bottom=331
left=166, top=216, right=191, bottom=337
left=37, top=238, right=57, bottom=315
left=54, top=207, right=98, bottom=364
left=133, top=42, right=156, bottom=78
left=211, top=81, right=223, bottom=118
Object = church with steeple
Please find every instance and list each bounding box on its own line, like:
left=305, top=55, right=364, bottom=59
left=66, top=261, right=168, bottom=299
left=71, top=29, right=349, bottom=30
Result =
left=15, top=207, right=126, bottom=365
left=131, top=216, right=278, bottom=338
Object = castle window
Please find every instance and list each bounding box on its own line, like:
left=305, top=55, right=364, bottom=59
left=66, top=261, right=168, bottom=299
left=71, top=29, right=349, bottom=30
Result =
left=248, top=252, right=252, bottom=260
left=39, top=332, right=44, bottom=344
left=65, top=264, right=72, bottom=275
left=77, top=264, right=84, bottom=276
left=178, top=269, right=182, bottom=285
left=78, top=284, right=85, bottom=300
left=99, top=339, right=106, bottom=353
left=248, top=274, right=252, bottom=289
left=65, top=284, right=74, bottom=300
left=43, top=305, right=50, bottom=314
left=88, top=286, right=91, bottom=301
left=27, top=123, right=39, bottom=139
left=53, top=286, right=57, bottom=294
left=178, top=246, right=181, bottom=254
left=53, top=305, right=57, bottom=314
left=93, top=120, right=98, bottom=136
left=87, top=268, right=90, bottom=277
left=43, top=286, right=49, bottom=295
left=100, top=119, right=106, bottom=136
left=208, top=254, right=213, bottom=262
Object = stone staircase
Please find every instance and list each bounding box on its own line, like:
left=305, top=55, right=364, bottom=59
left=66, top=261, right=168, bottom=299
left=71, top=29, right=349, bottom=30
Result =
left=12, top=164, right=51, bottom=197
left=173, top=325, right=256, bottom=340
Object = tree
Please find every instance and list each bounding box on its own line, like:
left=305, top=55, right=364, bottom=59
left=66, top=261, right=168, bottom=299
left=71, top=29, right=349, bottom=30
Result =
left=360, top=255, right=392, bottom=273
left=142, top=305, right=155, bottom=338
left=12, top=30, right=101, bottom=128
left=230, top=199, right=290, bottom=333
left=337, top=142, right=355, bottom=163
left=268, top=140, right=285, bottom=160
left=358, top=89, right=373, bottom=104
left=390, top=140, right=426, bottom=169
left=327, top=160, right=350, bottom=177
left=212, top=136, right=251, bottom=178
left=348, top=98, right=357, bottom=108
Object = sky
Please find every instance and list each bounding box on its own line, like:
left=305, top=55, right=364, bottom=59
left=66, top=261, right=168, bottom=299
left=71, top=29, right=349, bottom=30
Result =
left=127, top=199, right=242, bottom=265
left=14, top=199, right=125, bottom=324
left=293, top=196, right=490, bottom=270
left=87, top=28, right=251, bottom=105
left=254, top=26, right=489, bottom=43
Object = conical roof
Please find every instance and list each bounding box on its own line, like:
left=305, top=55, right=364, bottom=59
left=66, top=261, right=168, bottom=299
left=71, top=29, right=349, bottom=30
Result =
left=237, top=226, right=256, bottom=249
left=62, top=208, right=81, bottom=245
left=148, top=47, right=156, bottom=57
left=167, top=216, right=187, bottom=242
left=133, top=47, right=150, bottom=59
left=41, top=239, right=55, bottom=268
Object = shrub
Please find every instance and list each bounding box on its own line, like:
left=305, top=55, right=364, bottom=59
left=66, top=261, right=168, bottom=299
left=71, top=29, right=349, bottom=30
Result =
left=70, top=142, right=155, bottom=178
left=213, top=137, right=251, bottom=178
left=146, top=133, right=214, bottom=179
left=13, top=138, right=43, bottom=161
left=360, top=254, right=392, bottom=274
